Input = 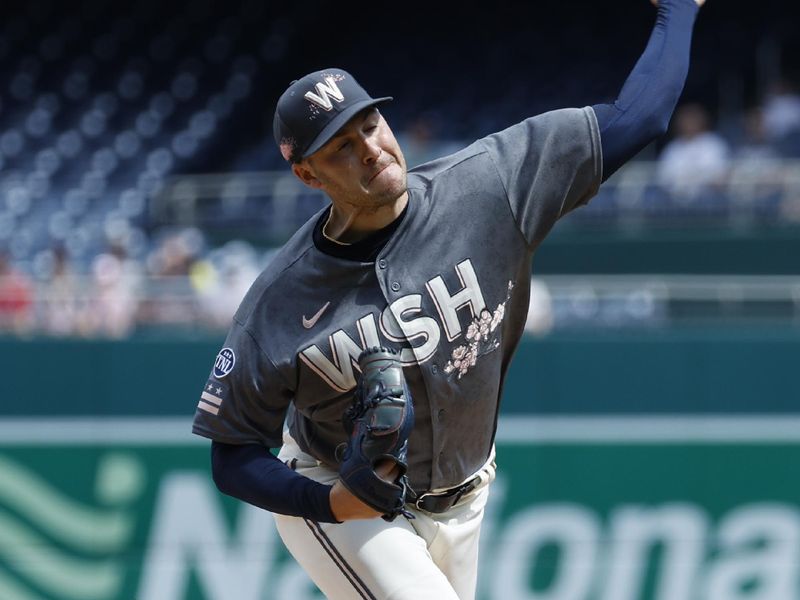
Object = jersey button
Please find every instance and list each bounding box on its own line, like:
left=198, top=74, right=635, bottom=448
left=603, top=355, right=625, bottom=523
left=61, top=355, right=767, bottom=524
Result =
left=391, top=281, right=401, bottom=292
left=431, top=364, right=439, bottom=374
left=438, top=409, right=445, bottom=421
left=378, top=258, right=387, bottom=269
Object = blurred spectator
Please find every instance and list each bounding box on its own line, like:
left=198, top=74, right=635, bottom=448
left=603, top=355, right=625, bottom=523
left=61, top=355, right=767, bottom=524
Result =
left=656, top=103, right=730, bottom=199
left=395, top=115, right=464, bottom=169
left=726, top=107, right=785, bottom=216
left=146, top=229, right=204, bottom=277
left=40, top=246, right=87, bottom=336
left=84, top=243, right=142, bottom=338
left=192, top=241, right=261, bottom=328
left=138, top=228, right=205, bottom=327
left=762, top=78, right=800, bottom=156
left=734, top=106, right=781, bottom=162
left=524, top=280, right=554, bottom=336
left=0, top=250, right=34, bottom=334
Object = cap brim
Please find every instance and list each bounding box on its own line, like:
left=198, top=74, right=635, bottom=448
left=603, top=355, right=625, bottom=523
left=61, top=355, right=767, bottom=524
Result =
left=302, top=96, right=393, bottom=158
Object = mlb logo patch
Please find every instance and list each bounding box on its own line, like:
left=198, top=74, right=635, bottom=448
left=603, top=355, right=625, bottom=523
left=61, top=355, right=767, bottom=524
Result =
left=213, top=348, right=235, bottom=378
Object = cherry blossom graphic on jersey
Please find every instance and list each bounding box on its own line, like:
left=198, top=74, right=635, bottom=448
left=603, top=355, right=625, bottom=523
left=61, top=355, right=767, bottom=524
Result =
left=444, top=280, right=513, bottom=379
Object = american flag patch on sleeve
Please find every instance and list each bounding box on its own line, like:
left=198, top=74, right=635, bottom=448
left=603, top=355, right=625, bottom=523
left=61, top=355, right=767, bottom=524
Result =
left=198, top=382, right=224, bottom=415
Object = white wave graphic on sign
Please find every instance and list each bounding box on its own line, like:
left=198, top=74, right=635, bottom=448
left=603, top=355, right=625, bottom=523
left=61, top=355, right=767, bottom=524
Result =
left=0, top=452, right=144, bottom=600
left=0, top=566, right=44, bottom=600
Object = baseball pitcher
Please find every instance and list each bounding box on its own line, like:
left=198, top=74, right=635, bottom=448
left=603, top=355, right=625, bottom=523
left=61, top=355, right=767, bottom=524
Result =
left=192, top=1, right=706, bottom=597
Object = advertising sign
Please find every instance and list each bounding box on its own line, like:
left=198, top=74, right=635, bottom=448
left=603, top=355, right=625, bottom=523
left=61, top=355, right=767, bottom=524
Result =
left=1, top=417, right=798, bottom=600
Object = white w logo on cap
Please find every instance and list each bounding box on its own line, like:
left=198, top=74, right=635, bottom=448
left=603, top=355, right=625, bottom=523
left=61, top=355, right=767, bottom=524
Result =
left=304, top=76, right=345, bottom=111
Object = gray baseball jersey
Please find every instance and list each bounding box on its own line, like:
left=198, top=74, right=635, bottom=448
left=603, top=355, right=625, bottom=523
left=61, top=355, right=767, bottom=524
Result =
left=192, top=106, right=601, bottom=492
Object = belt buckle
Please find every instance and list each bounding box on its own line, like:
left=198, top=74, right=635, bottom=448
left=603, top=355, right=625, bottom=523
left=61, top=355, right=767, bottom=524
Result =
left=414, top=491, right=456, bottom=513
left=413, top=492, right=431, bottom=511
left=413, top=476, right=479, bottom=512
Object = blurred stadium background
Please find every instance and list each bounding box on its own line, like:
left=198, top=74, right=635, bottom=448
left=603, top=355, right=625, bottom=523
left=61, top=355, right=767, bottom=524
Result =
left=1, top=0, right=799, bottom=599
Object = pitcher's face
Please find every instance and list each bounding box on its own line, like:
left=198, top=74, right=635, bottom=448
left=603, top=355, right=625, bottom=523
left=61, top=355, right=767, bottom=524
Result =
left=293, top=108, right=407, bottom=209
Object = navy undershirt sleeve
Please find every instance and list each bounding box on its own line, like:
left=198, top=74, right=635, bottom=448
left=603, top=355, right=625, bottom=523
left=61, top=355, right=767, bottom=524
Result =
left=593, top=0, right=699, bottom=181
left=211, top=440, right=340, bottom=523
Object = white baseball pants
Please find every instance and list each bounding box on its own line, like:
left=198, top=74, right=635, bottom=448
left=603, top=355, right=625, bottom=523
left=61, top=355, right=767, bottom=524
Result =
left=275, top=433, right=495, bottom=600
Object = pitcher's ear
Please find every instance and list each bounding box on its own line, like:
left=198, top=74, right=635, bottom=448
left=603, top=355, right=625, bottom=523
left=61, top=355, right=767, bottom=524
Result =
left=292, top=162, right=322, bottom=189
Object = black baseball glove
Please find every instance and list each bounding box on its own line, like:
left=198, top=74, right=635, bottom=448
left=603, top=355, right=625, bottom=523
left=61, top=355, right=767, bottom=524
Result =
left=338, top=346, right=415, bottom=521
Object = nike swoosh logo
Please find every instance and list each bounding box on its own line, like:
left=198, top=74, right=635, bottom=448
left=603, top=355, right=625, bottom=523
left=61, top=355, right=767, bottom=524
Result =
left=302, top=302, right=330, bottom=329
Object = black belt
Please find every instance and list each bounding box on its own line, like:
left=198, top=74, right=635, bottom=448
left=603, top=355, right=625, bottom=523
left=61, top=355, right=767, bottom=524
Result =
left=409, top=476, right=481, bottom=513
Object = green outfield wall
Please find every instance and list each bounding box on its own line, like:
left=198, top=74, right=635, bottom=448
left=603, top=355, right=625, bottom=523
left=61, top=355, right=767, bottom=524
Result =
left=536, top=226, right=800, bottom=275
left=1, top=330, right=799, bottom=600
left=1, top=423, right=799, bottom=600
left=1, top=327, right=798, bottom=416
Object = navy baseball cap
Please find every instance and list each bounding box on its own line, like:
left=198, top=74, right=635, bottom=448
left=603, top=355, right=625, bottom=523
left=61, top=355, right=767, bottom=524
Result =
left=273, top=68, right=392, bottom=162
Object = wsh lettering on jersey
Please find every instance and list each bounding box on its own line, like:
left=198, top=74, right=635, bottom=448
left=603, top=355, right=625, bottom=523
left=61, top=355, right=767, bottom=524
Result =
left=299, top=259, right=492, bottom=392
